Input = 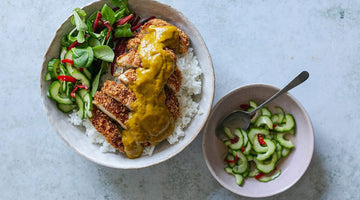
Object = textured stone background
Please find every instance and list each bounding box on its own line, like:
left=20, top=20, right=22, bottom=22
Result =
left=1, top=0, right=359, bottom=199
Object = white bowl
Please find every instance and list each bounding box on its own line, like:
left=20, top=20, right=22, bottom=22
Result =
left=202, top=84, right=314, bottom=198
left=40, top=0, right=214, bottom=169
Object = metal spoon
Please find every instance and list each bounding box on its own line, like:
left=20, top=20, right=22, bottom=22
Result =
left=216, top=71, right=309, bottom=141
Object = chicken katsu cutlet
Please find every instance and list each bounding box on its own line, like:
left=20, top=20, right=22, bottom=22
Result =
left=89, top=106, right=125, bottom=153
left=89, top=18, right=189, bottom=158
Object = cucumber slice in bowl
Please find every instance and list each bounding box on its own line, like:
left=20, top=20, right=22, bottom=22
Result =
left=228, top=129, right=244, bottom=150
left=57, top=103, right=77, bottom=113
left=256, top=139, right=276, bottom=161
left=274, top=114, right=295, bottom=132
left=257, top=168, right=282, bottom=182
left=276, top=132, right=295, bottom=149
left=254, top=153, right=278, bottom=173
left=49, top=81, right=73, bottom=105
left=254, top=115, right=273, bottom=129
left=231, top=151, right=248, bottom=174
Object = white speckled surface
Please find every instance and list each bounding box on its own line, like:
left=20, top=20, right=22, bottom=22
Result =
left=1, top=0, right=359, bottom=199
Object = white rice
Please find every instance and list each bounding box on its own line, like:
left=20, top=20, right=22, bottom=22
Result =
left=69, top=48, right=202, bottom=156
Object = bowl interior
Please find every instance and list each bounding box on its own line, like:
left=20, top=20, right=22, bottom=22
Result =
left=40, top=0, right=214, bottom=169
left=202, top=84, right=314, bottom=198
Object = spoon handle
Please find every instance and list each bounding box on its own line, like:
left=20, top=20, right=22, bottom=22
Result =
left=249, top=71, right=309, bottom=115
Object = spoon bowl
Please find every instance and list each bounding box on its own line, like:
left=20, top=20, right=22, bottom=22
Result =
left=216, top=71, right=309, bottom=141
left=202, top=83, right=314, bottom=197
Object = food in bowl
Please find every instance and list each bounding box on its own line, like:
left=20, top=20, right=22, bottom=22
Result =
left=221, top=100, right=296, bottom=185
left=45, top=0, right=202, bottom=159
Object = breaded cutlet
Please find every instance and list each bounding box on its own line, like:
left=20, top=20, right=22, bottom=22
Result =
left=93, top=91, right=130, bottom=129
left=126, top=19, right=189, bottom=54
left=101, top=80, right=180, bottom=120
left=101, top=80, right=135, bottom=109
left=89, top=106, right=125, bottom=153
left=117, top=66, right=181, bottom=93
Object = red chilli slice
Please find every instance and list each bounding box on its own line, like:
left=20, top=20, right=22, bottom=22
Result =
left=230, top=137, right=239, bottom=144
left=240, top=104, right=250, bottom=111
left=57, top=75, right=76, bottom=84
left=61, top=59, right=74, bottom=66
left=257, top=134, right=266, bottom=146
left=70, top=85, right=89, bottom=98
left=241, top=146, right=245, bottom=152
left=255, top=172, right=264, bottom=179
left=224, top=155, right=239, bottom=164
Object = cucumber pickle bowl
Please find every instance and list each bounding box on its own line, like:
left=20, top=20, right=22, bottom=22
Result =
left=40, top=0, right=214, bottom=169
left=202, top=84, right=314, bottom=198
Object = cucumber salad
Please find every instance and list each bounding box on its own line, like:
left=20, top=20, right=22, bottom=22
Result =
left=223, top=100, right=296, bottom=185
left=45, top=0, right=146, bottom=119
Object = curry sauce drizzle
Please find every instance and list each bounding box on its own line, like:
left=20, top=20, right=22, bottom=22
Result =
left=121, top=25, right=180, bottom=159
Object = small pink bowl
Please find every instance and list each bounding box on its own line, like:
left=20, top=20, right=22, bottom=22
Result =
left=202, top=84, right=314, bottom=198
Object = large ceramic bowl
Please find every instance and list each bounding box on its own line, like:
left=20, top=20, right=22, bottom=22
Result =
left=40, top=0, right=214, bottom=169
left=202, top=84, right=314, bottom=198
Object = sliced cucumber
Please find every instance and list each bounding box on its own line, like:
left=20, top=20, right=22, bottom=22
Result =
left=234, top=174, right=244, bottom=186
left=276, top=132, right=295, bottom=149
left=47, top=58, right=60, bottom=79
left=252, top=134, right=268, bottom=153
left=225, top=165, right=244, bottom=186
left=57, top=103, right=77, bottom=113
left=83, top=68, right=92, bottom=80
left=254, top=115, right=273, bottom=129
left=45, top=72, right=52, bottom=81
left=224, top=166, right=234, bottom=175
left=231, top=151, right=248, bottom=174
left=74, top=93, right=85, bottom=119
left=78, top=89, right=93, bottom=118
left=248, top=128, right=270, bottom=144
left=49, top=81, right=73, bottom=105
left=257, top=168, right=281, bottom=182
left=246, top=154, right=254, bottom=161
left=288, top=128, right=295, bottom=135
left=242, top=170, right=249, bottom=178
left=223, top=127, right=235, bottom=139
left=248, top=162, right=260, bottom=177
left=261, top=107, right=272, bottom=117
left=64, top=51, right=91, bottom=88
left=276, top=141, right=283, bottom=158
left=250, top=110, right=261, bottom=124
left=281, top=147, right=292, bottom=157
left=274, top=114, right=295, bottom=132
left=228, top=129, right=244, bottom=150
left=272, top=106, right=285, bottom=123
left=241, top=129, right=248, bottom=146
left=256, top=139, right=276, bottom=161
left=225, top=153, right=235, bottom=166
left=242, top=142, right=252, bottom=155
left=254, top=153, right=278, bottom=173
left=60, top=46, right=67, bottom=60
left=249, top=100, right=257, bottom=108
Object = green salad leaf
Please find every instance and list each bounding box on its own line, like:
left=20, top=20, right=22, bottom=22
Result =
left=114, top=23, right=134, bottom=38
left=72, top=8, right=88, bottom=43
left=72, top=8, right=87, bottom=31
left=111, top=0, right=129, bottom=12
left=114, top=8, right=126, bottom=21
left=101, top=4, right=116, bottom=25
left=91, top=61, right=107, bottom=97
left=92, top=45, right=115, bottom=62
left=71, top=47, right=94, bottom=68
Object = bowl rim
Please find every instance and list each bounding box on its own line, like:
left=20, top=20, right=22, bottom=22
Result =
left=40, top=0, right=215, bottom=169
left=202, top=83, right=314, bottom=197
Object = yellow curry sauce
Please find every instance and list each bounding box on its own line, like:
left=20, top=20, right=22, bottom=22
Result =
left=121, top=25, right=180, bottom=158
